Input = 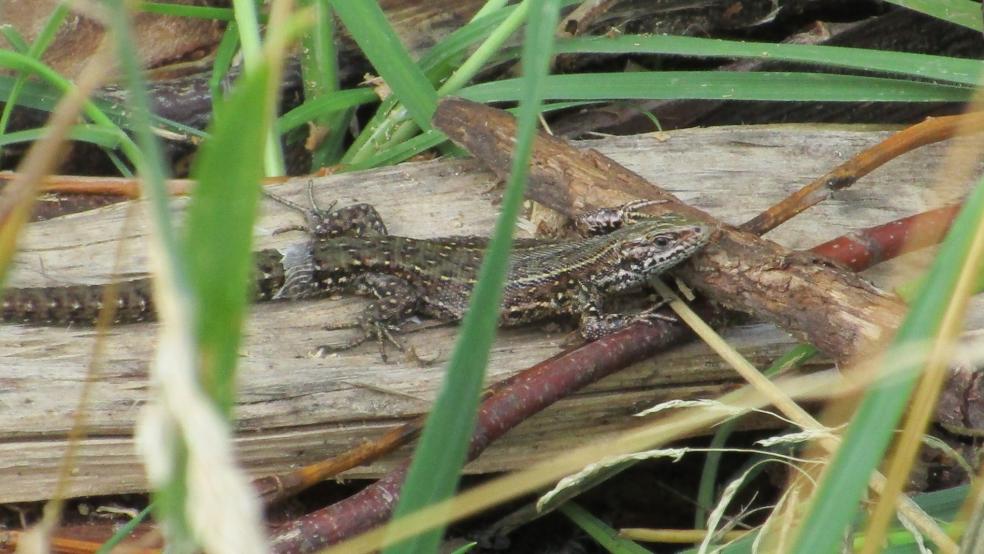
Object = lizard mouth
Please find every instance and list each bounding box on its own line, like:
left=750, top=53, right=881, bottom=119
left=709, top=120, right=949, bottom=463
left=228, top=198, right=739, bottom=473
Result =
left=683, top=225, right=712, bottom=248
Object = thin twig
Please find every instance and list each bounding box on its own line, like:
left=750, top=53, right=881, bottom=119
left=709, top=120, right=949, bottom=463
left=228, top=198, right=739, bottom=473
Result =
left=741, top=112, right=984, bottom=235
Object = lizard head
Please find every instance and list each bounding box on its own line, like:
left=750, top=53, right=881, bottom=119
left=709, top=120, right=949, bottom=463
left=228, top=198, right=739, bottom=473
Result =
left=611, top=214, right=711, bottom=282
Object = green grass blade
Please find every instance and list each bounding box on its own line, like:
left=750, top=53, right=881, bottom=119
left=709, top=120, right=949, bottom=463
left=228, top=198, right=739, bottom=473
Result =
left=0, top=50, right=118, bottom=129
left=102, top=0, right=194, bottom=545
left=884, top=0, right=983, bottom=31
left=105, top=150, right=134, bottom=177
left=550, top=35, right=983, bottom=86
left=560, top=503, right=652, bottom=554
left=299, top=0, right=350, bottom=167
left=278, top=88, right=377, bottom=134
left=339, top=95, right=402, bottom=164
left=184, top=63, right=272, bottom=415
left=100, top=10, right=176, bottom=257
left=695, top=344, right=818, bottom=528
left=208, top=21, right=241, bottom=105
left=106, top=2, right=277, bottom=549
left=905, top=483, right=968, bottom=520
left=383, top=1, right=562, bottom=552
left=790, top=178, right=984, bottom=552
left=415, top=3, right=520, bottom=77
left=448, top=542, right=477, bottom=554
left=0, top=75, right=58, bottom=111
left=0, top=72, right=206, bottom=143
left=138, top=1, right=235, bottom=20
left=341, top=2, right=972, bottom=168
left=692, top=485, right=970, bottom=553
left=230, top=0, right=283, bottom=176
left=0, top=25, right=29, bottom=52
left=340, top=2, right=524, bottom=164
left=0, top=1, right=70, bottom=145
left=341, top=1, right=581, bottom=166
left=436, top=0, right=530, bottom=95
left=460, top=71, right=974, bottom=103
left=0, top=124, right=125, bottom=149
left=343, top=128, right=447, bottom=171
left=331, top=0, right=437, bottom=130
left=335, top=0, right=549, bottom=165
left=342, top=102, right=599, bottom=171
left=230, top=0, right=262, bottom=65
left=342, top=0, right=543, bottom=165
left=95, top=504, right=154, bottom=554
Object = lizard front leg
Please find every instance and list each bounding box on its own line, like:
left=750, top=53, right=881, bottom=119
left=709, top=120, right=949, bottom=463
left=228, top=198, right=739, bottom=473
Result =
left=267, top=181, right=388, bottom=240
left=574, top=283, right=674, bottom=341
left=317, top=273, right=421, bottom=362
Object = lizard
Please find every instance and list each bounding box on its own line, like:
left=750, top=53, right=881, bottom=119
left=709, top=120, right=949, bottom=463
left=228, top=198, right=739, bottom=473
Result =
left=0, top=192, right=711, bottom=359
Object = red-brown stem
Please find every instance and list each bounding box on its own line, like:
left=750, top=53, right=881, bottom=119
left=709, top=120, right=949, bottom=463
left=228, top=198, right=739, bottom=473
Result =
left=812, top=204, right=962, bottom=272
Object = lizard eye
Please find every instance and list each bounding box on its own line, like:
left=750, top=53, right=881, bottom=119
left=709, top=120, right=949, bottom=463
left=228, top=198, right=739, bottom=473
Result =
left=654, top=236, right=670, bottom=247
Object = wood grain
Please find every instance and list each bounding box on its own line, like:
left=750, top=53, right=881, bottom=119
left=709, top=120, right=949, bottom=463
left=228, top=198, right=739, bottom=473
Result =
left=1, top=126, right=980, bottom=502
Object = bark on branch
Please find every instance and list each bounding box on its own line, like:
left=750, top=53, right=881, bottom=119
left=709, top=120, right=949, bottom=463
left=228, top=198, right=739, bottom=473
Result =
left=433, top=97, right=907, bottom=362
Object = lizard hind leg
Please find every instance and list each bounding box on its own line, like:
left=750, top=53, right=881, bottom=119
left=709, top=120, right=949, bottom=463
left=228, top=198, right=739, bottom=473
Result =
left=315, top=273, right=423, bottom=362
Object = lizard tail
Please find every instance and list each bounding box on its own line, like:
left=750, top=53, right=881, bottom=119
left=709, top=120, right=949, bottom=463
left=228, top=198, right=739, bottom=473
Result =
left=1, top=280, right=157, bottom=325
left=0, top=248, right=289, bottom=326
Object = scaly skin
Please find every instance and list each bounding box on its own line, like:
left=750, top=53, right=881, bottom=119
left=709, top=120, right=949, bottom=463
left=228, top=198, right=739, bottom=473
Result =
left=299, top=215, right=709, bottom=335
left=0, top=202, right=710, bottom=356
left=0, top=249, right=287, bottom=325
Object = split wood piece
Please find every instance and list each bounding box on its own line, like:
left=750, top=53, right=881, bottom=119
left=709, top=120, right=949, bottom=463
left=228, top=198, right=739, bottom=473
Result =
left=5, top=126, right=977, bottom=504
left=267, top=201, right=964, bottom=551
left=1, top=126, right=972, bottom=548
left=433, top=97, right=906, bottom=364
left=0, top=130, right=839, bottom=504
left=743, top=112, right=984, bottom=235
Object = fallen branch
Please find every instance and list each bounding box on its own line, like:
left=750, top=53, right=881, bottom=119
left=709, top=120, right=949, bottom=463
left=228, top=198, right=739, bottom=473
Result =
left=434, top=97, right=908, bottom=363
